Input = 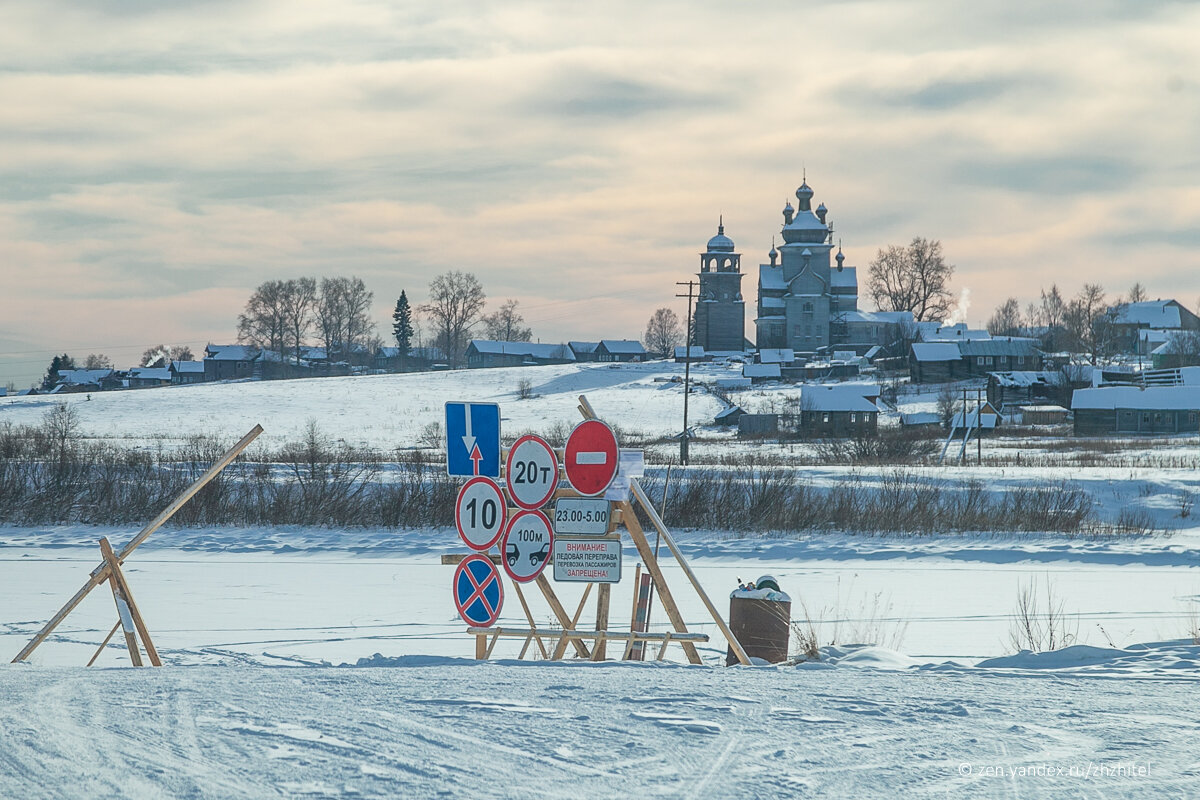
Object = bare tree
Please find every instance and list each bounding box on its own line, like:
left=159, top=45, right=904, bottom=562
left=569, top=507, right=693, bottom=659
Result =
left=1159, top=330, right=1200, bottom=366
left=643, top=307, right=683, bottom=358
left=866, top=237, right=955, bottom=322
left=280, top=277, right=317, bottom=364
left=987, top=297, right=1023, bottom=337
left=141, top=344, right=194, bottom=367
left=1063, top=283, right=1116, bottom=364
left=83, top=354, right=113, bottom=370
left=238, top=279, right=288, bottom=356
left=482, top=299, right=533, bottom=342
left=317, top=277, right=376, bottom=364
left=1127, top=282, right=1148, bottom=304
left=420, top=271, right=486, bottom=369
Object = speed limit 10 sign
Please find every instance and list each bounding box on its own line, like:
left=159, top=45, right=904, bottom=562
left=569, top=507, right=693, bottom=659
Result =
left=505, top=435, right=559, bottom=510
left=455, top=476, right=507, bottom=551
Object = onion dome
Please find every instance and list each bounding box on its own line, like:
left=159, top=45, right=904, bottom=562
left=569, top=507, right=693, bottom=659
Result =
left=706, top=217, right=735, bottom=252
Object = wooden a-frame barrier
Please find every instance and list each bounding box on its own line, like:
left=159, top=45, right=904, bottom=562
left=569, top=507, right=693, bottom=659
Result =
left=12, top=425, right=263, bottom=665
left=446, top=395, right=751, bottom=666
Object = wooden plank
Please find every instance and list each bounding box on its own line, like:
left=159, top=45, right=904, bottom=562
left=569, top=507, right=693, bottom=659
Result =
left=624, top=563, right=642, bottom=661
left=440, top=553, right=502, bottom=566
left=572, top=394, right=701, bottom=665
left=100, top=546, right=142, bottom=667
left=592, top=583, right=611, bottom=661
left=617, top=501, right=702, bottom=665
left=86, top=621, right=121, bottom=667
left=551, top=583, right=593, bottom=659
left=464, top=626, right=707, bottom=643
left=510, top=581, right=548, bottom=659
left=536, top=574, right=590, bottom=658
left=12, top=425, right=263, bottom=664
left=100, top=537, right=161, bottom=667
left=628, top=480, right=752, bottom=666
left=475, top=633, right=488, bottom=660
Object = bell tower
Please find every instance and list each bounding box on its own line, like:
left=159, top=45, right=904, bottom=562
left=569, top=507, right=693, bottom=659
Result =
left=693, top=218, right=746, bottom=353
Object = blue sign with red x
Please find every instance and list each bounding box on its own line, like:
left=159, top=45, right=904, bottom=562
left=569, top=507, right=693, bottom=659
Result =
left=453, top=554, right=504, bottom=627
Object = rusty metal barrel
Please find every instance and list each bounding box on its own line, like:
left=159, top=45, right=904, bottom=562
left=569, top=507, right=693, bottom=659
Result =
left=726, top=576, right=791, bottom=665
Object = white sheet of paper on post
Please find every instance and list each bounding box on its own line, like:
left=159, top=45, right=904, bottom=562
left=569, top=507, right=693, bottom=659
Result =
left=617, top=449, right=645, bottom=478
left=603, top=475, right=631, bottom=501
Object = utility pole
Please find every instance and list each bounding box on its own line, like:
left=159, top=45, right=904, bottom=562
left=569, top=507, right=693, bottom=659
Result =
left=977, top=387, right=983, bottom=465
left=676, top=280, right=696, bottom=466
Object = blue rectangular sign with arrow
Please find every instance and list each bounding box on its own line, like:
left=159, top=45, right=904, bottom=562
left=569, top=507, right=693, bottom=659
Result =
left=445, top=402, right=501, bottom=477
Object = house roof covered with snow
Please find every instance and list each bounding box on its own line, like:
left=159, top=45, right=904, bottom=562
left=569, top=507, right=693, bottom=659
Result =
left=958, top=339, right=1040, bottom=357
left=1072, top=385, right=1200, bottom=411
left=918, top=322, right=990, bottom=341
left=469, top=340, right=575, bottom=360
left=129, top=367, right=172, bottom=381
left=598, top=340, right=646, bottom=355
left=674, top=346, right=706, bottom=359
left=743, top=363, right=781, bottom=379
left=911, top=342, right=961, bottom=362
left=758, top=348, right=795, bottom=364
left=568, top=341, right=598, bottom=355
left=988, top=371, right=1065, bottom=388
left=57, top=368, right=114, bottom=385
left=843, top=310, right=914, bottom=325
left=205, top=345, right=261, bottom=362
left=170, top=360, right=205, bottom=374
left=1112, top=300, right=1184, bottom=329
left=800, top=385, right=880, bottom=412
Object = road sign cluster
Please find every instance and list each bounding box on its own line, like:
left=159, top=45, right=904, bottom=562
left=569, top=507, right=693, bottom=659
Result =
left=445, top=402, right=629, bottom=626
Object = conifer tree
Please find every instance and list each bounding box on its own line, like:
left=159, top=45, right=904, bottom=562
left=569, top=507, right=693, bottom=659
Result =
left=392, top=290, right=415, bottom=363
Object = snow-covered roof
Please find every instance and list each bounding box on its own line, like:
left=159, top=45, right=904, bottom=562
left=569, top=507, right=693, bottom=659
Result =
left=952, top=409, right=999, bottom=429
left=911, top=342, right=961, bottom=362
left=1072, top=385, right=1200, bottom=411
left=958, top=339, right=1040, bottom=357
left=988, top=371, right=1065, bottom=388
left=674, top=346, right=706, bottom=359
left=598, top=340, right=645, bottom=355
left=171, top=360, right=205, bottom=373
left=470, top=340, right=575, bottom=360
left=843, top=310, right=914, bottom=325
left=57, top=369, right=114, bottom=385
left=918, top=323, right=990, bottom=341
left=568, top=341, right=598, bottom=354
left=129, top=367, right=172, bottom=381
left=1112, top=300, right=1184, bottom=329
left=800, top=385, right=880, bottom=412
left=829, top=266, right=857, bottom=288
left=901, top=412, right=941, bottom=426
left=743, top=363, right=781, bottom=379
left=715, top=405, right=744, bottom=421
left=205, top=345, right=261, bottom=362
left=758, top=264, right=787, bottom=291
left=758, top=348, right=795, bottom=364
left=715, top=378, right=751, bottom=389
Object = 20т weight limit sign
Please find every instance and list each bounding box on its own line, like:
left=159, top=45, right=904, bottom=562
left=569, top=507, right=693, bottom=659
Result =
left=455, top=476, right=507, bottom=551
left=506, top=435, right=559, bottom=510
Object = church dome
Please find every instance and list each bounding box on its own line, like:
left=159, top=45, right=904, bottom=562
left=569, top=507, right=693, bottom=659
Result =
left=706, top=220, right=735, bottom=252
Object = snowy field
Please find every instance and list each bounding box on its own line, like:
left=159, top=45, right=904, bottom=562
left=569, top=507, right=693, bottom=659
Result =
left=3, top=362, right=1200, bottom=796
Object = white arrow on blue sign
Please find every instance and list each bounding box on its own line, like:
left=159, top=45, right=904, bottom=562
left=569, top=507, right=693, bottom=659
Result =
left=445, top=402, right=501, bottom=477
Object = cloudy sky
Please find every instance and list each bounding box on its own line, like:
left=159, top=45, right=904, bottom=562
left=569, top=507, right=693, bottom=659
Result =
left=3, top=0, right=1199, bottom=385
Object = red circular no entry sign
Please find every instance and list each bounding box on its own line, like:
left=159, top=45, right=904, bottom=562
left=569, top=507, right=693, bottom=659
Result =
left=564, top=419, right=619, bottom=497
